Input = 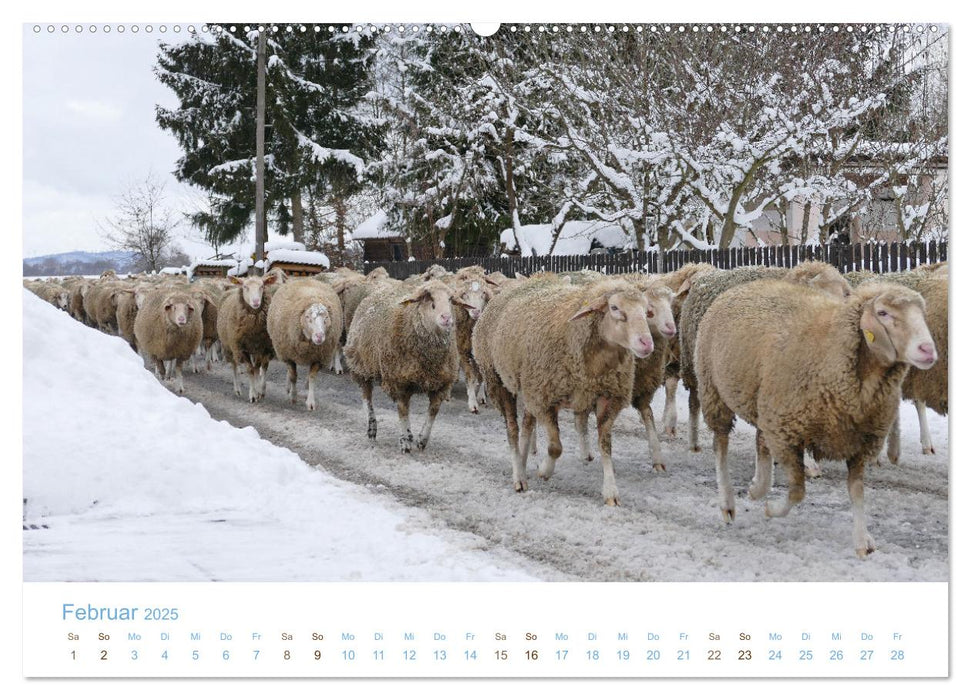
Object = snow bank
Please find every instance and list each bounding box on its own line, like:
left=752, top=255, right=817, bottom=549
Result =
left=500, top=220, right=632, bottom=257
left=21, top=291, right=538, bottom=581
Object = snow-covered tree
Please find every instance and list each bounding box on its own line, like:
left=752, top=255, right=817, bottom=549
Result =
left=156, top=25, right=380, bottom=247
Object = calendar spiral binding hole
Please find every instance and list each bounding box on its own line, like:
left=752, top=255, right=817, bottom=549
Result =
left=32, top=23, right=942, bottom=36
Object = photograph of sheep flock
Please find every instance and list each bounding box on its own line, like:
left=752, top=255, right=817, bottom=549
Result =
left=22, top=23, right=948, bottom=583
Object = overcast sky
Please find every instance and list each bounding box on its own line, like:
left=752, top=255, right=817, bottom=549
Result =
left=22, top=24, right=224, bottom=260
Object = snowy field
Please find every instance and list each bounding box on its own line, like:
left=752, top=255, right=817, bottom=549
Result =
left=22, top=289, right=948, bottom=582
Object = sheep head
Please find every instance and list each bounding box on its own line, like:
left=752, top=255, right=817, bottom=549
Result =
left=644, top=285, right=677, bottom=339
left=452, top=279, right=493, bottom=321
left=570, top=284, right=655, bottom=358
left=400, top=281, right=454, bottom=333
left=859, top=285, right=936, bottom=369
left=230, top=273, right=278, bottom=310
left=162, top=294, right=196, bottom=328
left=302, top=303, right=331, bottom=346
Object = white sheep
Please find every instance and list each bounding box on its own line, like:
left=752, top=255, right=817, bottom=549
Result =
left=267, top=278, right=343, bottom=411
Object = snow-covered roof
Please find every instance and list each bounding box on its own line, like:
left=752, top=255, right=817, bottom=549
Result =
left=159, top=267, right=186, bottom=276
left=245, top=239, right=307, bottom=257
left=227, top=259, right=251, bottom=277
left=266, top=249, right=330, bottom=268
left=499, top=221, right=633, bottom=257
left=351, top=211, right=402, bottom=240
left=187, top=258, right=236, bottom=279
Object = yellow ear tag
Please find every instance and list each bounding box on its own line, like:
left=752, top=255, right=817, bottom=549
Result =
left=864, top=329, right=875, bottom=344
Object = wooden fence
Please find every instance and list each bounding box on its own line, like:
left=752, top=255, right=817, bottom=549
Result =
left=363, top=241, right=948, bottom=280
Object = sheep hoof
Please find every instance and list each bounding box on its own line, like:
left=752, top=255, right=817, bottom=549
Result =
left=307, top=403, right=316, bottom=412
left=604, top=496, right=619, bottom=507
left=748, top=485, right=767, bottom=501
left=689, top=445, right=701, bottom=453
left=416, top=439, right=428, bottom=451
left=367, top=423, right=377, bottom=440
left=399, top=435, right=413, bottom=453
left=653, top=463, right=666, bottom=473
left=478, top=397, right=487, bottom=405
left=856, top=533, right=877, bottom=558
left=514, top=480, right=528, bottom=493
left=805, top=464, right=822, bottom=478
left=664, top=427, right=676, bottom=438
left=923, top=446, right=936, bottom=455
left=721, top=508, right=735, bottom=523
left=469, top=405, right=479, bottom=414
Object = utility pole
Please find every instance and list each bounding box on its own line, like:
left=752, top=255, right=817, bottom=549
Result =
left=254, top=27, right=267, bottom=268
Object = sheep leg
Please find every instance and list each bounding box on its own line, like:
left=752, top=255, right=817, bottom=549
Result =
left=766, top=447, right=806, bottom=519
left=662, top=375, right=679, bottom=437
left=536, top=407, right=562, bottom=480
left=331, top=351, right=343, bottom=376
left=257, top=361, right=269, bottom=400
left=595, top=398, right=623, bottom=506
left=574, top=411, right=594, bottom=462
left=165, top=359, right=175, bottom=380
left=886, top=407, right=901, bottom=464
left=519, top=411, right=536, bottom=463
left=285, top=361, right=298, bottom=404
left=687, top=387, right=702, bottom=452
left=306, top=363, right=320, bottom=411
left=713, top=431, right=734, bottom=522
left=748, top=429, right=773, bottom=501
left=396, top=395, right=415, bottom=453
left=416, top=389, right=446, bottom=451
left=246, top=359, right=259, bottom=403
left=847, top=454, right=876, bottom=558
left=153, top=357, right=166, bottom=380
left=917, top=400, right=935, bottom=455
left=476, top=381, right=488, bottom=406
left=805, top=453, right=823, bottom=478
left=174, top=360, right=185, bottom=395
left=464, top=366, right=480, bottom=414
left=496, top=386, right=526, bottom=493
left=634, top=393, right=665, bottom=472
left=229, top=357, right=242, bottom=397
left=362, top=380, right=377, bottom=440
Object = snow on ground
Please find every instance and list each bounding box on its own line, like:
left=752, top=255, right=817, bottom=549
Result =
left=21, top=290, right=546, bottom=582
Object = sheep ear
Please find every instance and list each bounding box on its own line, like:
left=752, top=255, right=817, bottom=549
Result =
left=400, top=290, right=430, bottom=306
left=569, top=296, right=609, bottom=321
left=229, top=276, right=242, bottom=285
left=860, top=303, right=896, bottom=365
left=676, top=278, right=693, bottom=297
left=451, top=296, right=476, bottom=311
left=484, top=277, right=501, bottom=287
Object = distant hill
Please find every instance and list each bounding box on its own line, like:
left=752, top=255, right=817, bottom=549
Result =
left=23, top=250, right=140, bottom=277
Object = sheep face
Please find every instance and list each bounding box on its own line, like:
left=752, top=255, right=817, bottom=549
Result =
left=56, top=291, right=70, bottom=309
left=301, top=303, right=331, bottom=346
left=645, top=287, right=677, bottom=339
left=809, top=269, right=853, bottom=300
left=571, top=288, right=655, bottom=358
left=230, top=274, right=277, bottom=311
left=401, top=284, right=455, bottom=333
left=163, top=296, right=196, bottom=328
left=861, top=290, right=937, bottom=370
left=454, top=280, right=493, bottom=321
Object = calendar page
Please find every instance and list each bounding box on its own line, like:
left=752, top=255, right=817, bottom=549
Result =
left=17, top=8, right=954, bottom=692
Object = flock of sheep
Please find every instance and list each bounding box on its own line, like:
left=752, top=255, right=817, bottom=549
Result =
left=25, top=256, right=948, bottom=558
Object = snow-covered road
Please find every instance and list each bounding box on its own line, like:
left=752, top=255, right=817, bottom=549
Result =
left=22, top=290, right=949, bottom=582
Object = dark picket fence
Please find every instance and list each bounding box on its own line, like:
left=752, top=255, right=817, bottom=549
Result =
left=363, top=241, right=948, bottom=280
